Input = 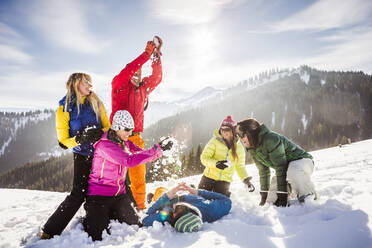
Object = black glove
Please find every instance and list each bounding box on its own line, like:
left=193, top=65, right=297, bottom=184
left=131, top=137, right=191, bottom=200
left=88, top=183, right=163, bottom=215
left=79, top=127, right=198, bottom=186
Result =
left=243, top=177, right=255, bottom=192
left=75, top=127, right=103, bottom=145
left=274, top=192, right=288, bottom=207
left=259, top=191, right=268, bottom=206
left=216, top=160, right=229, bottom=170
left=159, top=137, right=173, bottom=151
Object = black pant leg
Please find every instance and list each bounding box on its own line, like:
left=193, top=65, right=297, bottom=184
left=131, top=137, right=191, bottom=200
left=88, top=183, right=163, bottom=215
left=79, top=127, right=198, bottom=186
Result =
left=124, top=176, right=137, bottom=208
left=83, top=195, right=111, bottom=241
left=43, top=154, right=92, bottom=236
left=110, top=194, right=142, bottom=227
left=198, top=175, right=215, bottom=191
left=213, top=180, right=231, bottom=197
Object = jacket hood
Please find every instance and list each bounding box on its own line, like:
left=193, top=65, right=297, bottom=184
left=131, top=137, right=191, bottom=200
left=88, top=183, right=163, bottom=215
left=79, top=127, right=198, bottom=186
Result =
left=257, top=124, right=270, bottom=146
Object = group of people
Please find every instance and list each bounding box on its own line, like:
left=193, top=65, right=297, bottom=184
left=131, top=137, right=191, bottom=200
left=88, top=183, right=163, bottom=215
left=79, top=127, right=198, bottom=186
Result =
left=39, top=37, right=317, bottom=241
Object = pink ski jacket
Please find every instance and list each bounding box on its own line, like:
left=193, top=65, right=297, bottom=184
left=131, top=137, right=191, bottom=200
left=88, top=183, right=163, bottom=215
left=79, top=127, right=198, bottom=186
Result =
left=87, top=131, right=162, bottom=196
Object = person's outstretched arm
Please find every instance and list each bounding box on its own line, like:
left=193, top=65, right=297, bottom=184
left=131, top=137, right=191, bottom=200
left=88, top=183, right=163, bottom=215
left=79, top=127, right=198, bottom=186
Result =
left=111, top=41, right=155, bottom=91
left=111, top=52, right=150, bottom=91
left=143, top=57, right=162, bottom=94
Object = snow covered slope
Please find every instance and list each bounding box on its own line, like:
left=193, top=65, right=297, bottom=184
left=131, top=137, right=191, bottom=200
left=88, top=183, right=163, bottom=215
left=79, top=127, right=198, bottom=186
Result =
left=1, top=139, right=372, bottom=248
left=144, top=87, right=223, bottom=127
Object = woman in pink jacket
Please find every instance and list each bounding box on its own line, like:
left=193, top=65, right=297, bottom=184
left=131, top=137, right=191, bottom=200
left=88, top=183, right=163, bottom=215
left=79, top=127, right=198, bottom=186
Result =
left=83, top=110, right=172, bottom=241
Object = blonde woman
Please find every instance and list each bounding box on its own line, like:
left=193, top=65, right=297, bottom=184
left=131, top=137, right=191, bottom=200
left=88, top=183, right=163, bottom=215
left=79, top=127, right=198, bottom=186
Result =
left=40, top=73, right=110, bottom=239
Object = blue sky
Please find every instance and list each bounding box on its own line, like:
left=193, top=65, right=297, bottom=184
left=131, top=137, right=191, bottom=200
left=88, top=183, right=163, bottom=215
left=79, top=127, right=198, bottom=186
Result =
left=0, top=0, right=372, bottom=109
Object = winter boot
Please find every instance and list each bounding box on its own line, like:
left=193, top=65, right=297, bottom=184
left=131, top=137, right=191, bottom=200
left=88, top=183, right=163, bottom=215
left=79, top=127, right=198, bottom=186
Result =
left=39, top=230, right=52, bottom=240
left=147, top=193, right=154, bottom=204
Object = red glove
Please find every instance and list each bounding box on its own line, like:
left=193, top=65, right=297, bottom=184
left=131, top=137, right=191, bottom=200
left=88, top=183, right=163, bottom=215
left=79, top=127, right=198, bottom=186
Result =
left=145, top=41, right=156, bottom=56
left=153, top=36, right=163, bottom=57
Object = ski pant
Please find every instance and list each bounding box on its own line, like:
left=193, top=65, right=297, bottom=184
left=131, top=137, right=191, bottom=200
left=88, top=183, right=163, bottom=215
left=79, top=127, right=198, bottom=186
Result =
left=198, top=175, right=231, bottom=197
left=128, top=134, right=147, bottom=209
left=83, top=193, right=142, bottom=241
left=266, top=158, right=316, bottom=203
left=43, top=153, right=92, bottom=236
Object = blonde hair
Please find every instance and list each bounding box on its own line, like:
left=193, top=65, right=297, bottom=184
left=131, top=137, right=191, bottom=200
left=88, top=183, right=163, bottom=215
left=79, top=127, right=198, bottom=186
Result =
left=64, top=73, right=103, bottom=120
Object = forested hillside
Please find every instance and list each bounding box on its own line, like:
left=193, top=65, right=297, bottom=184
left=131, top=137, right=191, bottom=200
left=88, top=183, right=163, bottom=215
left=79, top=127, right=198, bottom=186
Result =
left=0, top=110, right=58, bottom=173
left=143, top=66, right=372, bottom=153
left=1, top=66, right=372, bottom=191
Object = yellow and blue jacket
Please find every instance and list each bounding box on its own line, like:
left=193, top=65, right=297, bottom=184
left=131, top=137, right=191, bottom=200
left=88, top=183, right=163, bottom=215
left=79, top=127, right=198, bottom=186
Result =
left=56, top=94, right=110, bottom=156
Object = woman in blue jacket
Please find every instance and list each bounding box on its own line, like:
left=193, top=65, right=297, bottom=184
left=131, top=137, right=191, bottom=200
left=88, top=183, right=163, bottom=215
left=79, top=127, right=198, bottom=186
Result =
left=143, top=183, right=232, bottom=232
left=40, top=73, right=110, bottom=239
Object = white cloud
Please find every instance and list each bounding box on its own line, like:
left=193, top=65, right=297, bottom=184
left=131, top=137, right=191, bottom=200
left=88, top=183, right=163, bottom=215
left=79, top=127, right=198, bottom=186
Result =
left=0, top=70, right=113, bottom=109
left=0, top=22, right=22, bottom=41
left=273, top=0, right=372, bottom=32
left=0, top=44, right=32, bottom=64
left=148, top=0, right=236, bottom=25
left=27, top=0, right=108, bottom=54
left=305, top=27, right=372, bottom=72
left=0, top=22, right=32, bottom=64
left=150, top=54, right=302, bottom=102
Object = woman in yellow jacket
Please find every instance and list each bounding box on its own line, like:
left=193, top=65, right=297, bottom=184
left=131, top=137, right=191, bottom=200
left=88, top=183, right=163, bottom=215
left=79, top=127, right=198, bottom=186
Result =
left=198, top=116, right=255, bottom=197
left=40, top=73, right=110, bottom=239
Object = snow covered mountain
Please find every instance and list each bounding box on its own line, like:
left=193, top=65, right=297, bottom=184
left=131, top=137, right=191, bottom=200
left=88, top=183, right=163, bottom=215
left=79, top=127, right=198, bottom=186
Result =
left=1, top=66, right=371, bottom=176
left=0, top=110, right=61, bottom=173
left=1, top=139, right=372, bottom=248
left=144, top=68, right=306, bottom=127
left=143, top=66, right=372, bottom=153
left=145, top=86, right=223, bottom=127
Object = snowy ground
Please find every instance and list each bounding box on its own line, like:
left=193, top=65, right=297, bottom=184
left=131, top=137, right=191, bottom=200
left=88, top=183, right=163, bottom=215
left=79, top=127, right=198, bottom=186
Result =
left=1, top=139, right=372, bottom=248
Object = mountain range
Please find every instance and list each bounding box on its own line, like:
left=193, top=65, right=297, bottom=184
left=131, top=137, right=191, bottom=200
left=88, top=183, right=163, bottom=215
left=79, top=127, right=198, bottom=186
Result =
left=1, top=66, right=372, bottom=184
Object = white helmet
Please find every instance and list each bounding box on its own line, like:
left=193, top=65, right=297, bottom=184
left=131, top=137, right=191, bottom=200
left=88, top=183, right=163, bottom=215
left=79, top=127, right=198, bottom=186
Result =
left=111, top=110, right=134, bottom=131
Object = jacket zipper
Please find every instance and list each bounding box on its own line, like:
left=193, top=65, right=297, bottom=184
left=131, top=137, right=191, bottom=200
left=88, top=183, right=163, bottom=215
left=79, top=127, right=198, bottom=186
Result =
left=115, top=164, right=123, bottom=196
left=99, top=159, right=106, bottom=181
left=219, top=149, right=230, bottom=180
left=256, top=152, right=271, bottom=168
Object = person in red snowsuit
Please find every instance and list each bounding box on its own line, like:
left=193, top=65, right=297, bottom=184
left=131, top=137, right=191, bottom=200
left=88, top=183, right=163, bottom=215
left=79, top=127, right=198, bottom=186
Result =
left=110, top=37, right=163, bottom=209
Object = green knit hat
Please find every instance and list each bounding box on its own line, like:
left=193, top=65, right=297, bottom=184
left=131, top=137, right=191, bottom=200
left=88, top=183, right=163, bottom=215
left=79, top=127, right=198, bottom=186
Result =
left=174, top=212, right=203, bottom=233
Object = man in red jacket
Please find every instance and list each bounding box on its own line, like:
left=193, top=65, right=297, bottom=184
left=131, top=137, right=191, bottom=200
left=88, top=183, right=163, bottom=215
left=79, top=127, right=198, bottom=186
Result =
left=110, top=37, right=163, bottom=210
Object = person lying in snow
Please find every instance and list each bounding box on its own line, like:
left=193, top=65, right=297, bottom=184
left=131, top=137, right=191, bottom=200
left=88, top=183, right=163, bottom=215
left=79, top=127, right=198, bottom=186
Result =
left=142, top=183, right=232, bottom=232
left=235, top=118, right=317, bottom=207
left=83, top=110, right=173, bottom=241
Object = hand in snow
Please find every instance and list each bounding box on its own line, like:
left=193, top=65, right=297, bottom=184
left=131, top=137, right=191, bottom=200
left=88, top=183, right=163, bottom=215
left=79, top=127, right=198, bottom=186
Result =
left=159, top=137, right=173, bottom=151
left=216, top=160, right=229, bottom=170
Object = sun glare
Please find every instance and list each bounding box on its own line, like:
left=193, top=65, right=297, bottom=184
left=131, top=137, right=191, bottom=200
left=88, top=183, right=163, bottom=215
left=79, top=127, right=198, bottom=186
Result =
left=188, top=27, right=219, bottom=72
